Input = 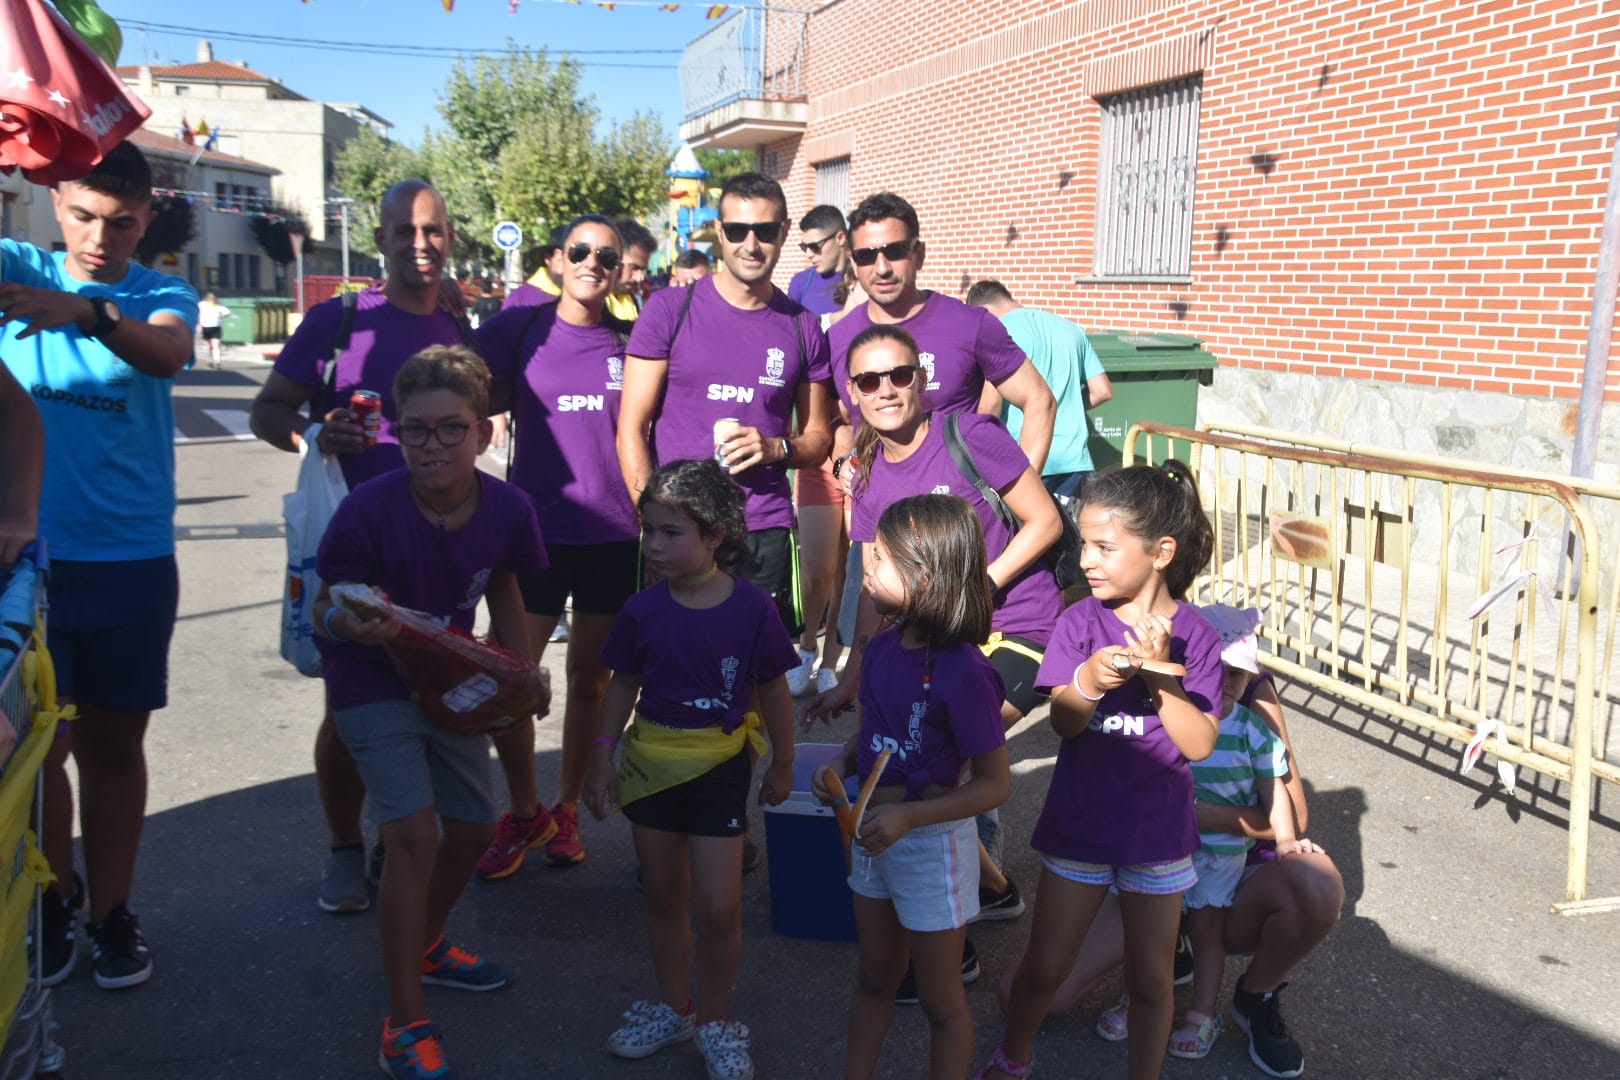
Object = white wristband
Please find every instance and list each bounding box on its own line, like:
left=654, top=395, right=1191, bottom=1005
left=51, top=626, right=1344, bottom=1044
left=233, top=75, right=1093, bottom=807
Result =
left=1072, top=664, right=1105, bottom=702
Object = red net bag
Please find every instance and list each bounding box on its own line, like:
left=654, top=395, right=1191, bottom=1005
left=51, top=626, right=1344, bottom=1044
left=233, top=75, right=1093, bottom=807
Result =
left=331, top=584, right=549, bottom=736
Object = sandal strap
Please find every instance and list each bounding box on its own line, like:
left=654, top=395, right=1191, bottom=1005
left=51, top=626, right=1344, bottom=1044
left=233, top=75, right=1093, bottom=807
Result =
left=990, top=1041, right=1034, bottom=1078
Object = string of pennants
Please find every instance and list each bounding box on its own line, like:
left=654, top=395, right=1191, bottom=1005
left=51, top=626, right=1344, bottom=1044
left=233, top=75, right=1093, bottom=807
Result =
left=301, top=1, right=739, bottom=15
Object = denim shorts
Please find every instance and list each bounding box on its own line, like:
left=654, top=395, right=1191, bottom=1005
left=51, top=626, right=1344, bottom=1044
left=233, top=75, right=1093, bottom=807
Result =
left=1183, top=847, right=1246, bottom=909
left=333, top=698, right=496, bottom=825
left=1039, top=853, right=1198, bottom=896
left=849, top=817, right=980, bottom=932
left=47, top=556, right=179, bottom=713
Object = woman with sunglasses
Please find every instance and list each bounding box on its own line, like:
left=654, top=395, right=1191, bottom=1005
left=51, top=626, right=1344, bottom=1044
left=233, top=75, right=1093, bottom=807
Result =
left=473, top=214, right=641, bottom=878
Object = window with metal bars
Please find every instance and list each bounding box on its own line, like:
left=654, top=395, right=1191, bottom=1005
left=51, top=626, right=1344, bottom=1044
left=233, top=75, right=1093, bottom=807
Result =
left=815, top=157, right=852, bottom=216
left=1094, top=75, right=1202, bottom=279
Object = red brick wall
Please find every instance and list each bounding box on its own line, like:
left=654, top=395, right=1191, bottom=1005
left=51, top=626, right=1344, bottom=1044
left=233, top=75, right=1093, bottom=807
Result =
left=763, top=0, right=1620, bottom=401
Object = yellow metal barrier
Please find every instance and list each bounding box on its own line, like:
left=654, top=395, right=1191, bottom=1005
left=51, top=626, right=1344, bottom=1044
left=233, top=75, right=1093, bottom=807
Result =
left=1124, top=422, right=1615, bottom=913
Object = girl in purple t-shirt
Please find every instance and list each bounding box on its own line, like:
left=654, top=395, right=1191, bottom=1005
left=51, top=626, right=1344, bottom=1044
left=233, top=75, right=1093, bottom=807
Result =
left=583, top=459, right=798, bottom=1080
left=980, top=461, right=1224, bottom=1080
left=805, top=494, right=1011, bottom=1080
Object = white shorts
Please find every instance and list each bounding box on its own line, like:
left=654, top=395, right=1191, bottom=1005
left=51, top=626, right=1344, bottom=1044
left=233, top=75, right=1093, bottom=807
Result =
left=849, top=817, right=980, bottom=932
left=1183, top=847, right=1246, bottom=910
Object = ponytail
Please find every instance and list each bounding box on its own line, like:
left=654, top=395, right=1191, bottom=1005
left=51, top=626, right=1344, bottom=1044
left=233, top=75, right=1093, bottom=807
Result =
left=1080, top=458, right=1214, bottom=600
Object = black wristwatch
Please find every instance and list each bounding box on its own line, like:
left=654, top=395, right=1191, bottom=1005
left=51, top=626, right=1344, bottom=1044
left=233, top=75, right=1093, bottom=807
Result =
left=832, top=453, right=852, bottom=480
left=777, top=436, right=793, bottom=465
left=86, top=296, right=123, bottom=339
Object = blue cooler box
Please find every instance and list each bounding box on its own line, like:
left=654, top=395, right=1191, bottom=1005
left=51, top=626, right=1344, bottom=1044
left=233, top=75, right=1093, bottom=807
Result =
left=762, top=743, right=858, bottom=942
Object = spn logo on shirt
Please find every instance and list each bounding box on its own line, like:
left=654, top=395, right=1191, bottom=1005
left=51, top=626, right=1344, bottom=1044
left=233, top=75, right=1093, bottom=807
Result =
left=868, top=733, right=909, bottom=760
left=557, top=394, right=607, bottom=412
left=707, top=384, right=756, bottom=403
left=1088, top=711, right=1147, bottom=737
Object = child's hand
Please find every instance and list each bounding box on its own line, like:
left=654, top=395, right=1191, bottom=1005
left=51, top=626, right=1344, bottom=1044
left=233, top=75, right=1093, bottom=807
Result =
left=1275, top=838, right=1326, bottom=857
left=758, top=760, right=793, bottom=807
left=802, top=677, right=856, bottom=730
left=854, top=803, right=910, bottom=855
left=583, top=756, right=619, bottom=821
left=1121, top=612, right=1174, bottom=669
left=340, top=607, right=400, bottom=646
left=1080, top=648, right=1132, bottom=695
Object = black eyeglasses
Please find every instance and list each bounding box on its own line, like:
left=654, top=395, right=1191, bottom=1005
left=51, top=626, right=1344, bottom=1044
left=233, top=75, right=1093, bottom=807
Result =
left=851, top=365, right=920, bottom=396
left=799, top=236, right=833, bottom=255
left=720, top=220, right=785, bottom=245
left=849, top=239, right=917, bottom=267
left=567, top=243, right=622, bottom=271
left=397, top=421, right=472, bottom=448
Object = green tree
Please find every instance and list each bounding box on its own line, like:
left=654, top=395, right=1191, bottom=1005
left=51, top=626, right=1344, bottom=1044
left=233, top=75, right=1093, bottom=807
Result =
left=135, top=195, right=196, bottom=266
left=332, top=126, right=426, bottom=251
left=694, top=148, right=755, bottom=191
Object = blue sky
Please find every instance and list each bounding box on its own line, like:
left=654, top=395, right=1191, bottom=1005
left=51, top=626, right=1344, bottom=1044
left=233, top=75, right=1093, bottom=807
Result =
left=103, top=0, right=704, bottom=145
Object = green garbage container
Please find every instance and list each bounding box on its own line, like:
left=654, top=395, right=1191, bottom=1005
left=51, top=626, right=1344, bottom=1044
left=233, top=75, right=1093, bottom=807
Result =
left=1084, top=332, right=1217, bottom=469
left=219, top=298, right=294, bottom=345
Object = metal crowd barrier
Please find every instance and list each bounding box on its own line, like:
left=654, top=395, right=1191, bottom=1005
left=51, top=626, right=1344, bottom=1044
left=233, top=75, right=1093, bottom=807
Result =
left=0, top=547, right=67, bottom=1076
left=1124, top=422, right=1616, bottom=914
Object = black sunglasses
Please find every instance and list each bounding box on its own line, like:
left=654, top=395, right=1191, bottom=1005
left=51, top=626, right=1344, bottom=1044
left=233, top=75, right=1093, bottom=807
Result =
left=567, top=243, right=622, bottom=271
left=720, top=220, right=785, bottom=245
left=799, top=236, right=833, bottom=255
left=849, top=239, right=917, bottom=267
left=851, top=365, right=920, bottom=396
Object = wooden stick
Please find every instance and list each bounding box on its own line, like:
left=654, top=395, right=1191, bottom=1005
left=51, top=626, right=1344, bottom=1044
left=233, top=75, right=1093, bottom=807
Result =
left=820, top=764, right=855, bottom=842
left=1113, top=654, right=1188, bottom=678
left=851, top=748, right=892, bottom=845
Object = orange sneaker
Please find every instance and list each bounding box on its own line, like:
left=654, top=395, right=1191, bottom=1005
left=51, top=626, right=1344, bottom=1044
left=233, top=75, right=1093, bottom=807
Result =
left=543, top=802, right=585, bottom=867
left=475, top=808, right=557, bottom=880
left=379, top=1018, right=455, bottom=1078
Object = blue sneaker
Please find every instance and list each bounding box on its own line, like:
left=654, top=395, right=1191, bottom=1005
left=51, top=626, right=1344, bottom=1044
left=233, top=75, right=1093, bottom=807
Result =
left=421, top=936, right=509, bottom=992
left=379, top=1019, right=455, bottom=1079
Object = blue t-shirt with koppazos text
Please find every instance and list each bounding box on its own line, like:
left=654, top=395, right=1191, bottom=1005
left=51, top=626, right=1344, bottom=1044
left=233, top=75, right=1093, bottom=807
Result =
left=625, top=276, right=832, bottom=531
left=273, top=288, right=472, bottom=489
left=1, top=240, right=198, bottom=561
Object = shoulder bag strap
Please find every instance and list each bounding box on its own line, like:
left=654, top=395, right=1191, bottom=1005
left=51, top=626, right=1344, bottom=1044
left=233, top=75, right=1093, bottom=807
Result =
left=941, top=413, right=1018, bottom=532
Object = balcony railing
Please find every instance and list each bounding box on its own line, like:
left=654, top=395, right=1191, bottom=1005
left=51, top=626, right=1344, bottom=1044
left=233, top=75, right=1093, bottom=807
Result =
left=680, top=4, right=810, bottom=123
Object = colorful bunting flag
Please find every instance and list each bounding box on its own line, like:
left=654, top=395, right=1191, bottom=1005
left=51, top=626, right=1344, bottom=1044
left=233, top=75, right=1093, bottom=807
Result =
left=596, top=1, right=615, bottom=8
left=706, top=4, right=728, bottom=18
left=442, top=0, right=455, bottom=11
left=204, top=127, right=220, bottom=151
left=195, top=118, right=210, bottom=137
left=661, top=3, right=680, bottom=8
left=179, top=117, right=194, bottom=145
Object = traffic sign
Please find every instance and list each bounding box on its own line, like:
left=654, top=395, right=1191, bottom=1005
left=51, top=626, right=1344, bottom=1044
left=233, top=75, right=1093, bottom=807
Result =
left=493, top=220, right=524, bottom=251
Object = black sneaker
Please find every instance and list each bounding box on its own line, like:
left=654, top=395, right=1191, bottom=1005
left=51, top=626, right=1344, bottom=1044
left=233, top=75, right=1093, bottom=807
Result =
left=86, top=904, right=153, bottom=990
left=1231, top=976, right=1305, bottom=1078
left=895, top=937, right=980, bottom=1005
left=37, top=874, right=85, bottom=987
left=1173, top=926, right=1195, bottom=986
left=973, top=878, right=1026, bottom=922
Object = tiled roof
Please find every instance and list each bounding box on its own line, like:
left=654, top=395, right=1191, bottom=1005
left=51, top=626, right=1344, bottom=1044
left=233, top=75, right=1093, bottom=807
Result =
left=127, top=128, right=278, bottom=174
left=116, top=61, right=276, bottom=83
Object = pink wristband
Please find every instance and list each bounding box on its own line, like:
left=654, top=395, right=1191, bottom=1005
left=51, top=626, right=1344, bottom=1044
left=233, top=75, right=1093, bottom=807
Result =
left=1071, top=665, right=1105, bottom=702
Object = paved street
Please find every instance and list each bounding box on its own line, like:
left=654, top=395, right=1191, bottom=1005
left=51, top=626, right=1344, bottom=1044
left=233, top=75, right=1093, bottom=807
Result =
left=37, top=345, right=1620, bottom=1078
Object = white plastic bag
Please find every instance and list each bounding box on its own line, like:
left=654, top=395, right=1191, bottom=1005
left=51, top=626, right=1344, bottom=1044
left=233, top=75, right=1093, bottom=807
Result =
left=281, top=424, right=349, bottom=676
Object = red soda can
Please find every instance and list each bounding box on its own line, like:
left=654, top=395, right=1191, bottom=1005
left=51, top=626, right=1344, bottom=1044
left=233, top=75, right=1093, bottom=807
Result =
left=350, top=390, right=383, bottom=447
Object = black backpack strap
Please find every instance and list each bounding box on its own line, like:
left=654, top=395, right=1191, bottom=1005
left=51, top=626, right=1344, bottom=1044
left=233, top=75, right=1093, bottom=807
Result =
left=454, top=311, right=477, bottom=349
left=322, top=289, right=360, bottom=414
left=667, top=280, right=698, bottom=354
left=942, top=413, right=1018, bottom=532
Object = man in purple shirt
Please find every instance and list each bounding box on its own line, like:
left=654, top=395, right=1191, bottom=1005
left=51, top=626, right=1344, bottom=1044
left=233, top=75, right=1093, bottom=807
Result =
left=618, top=172, right=835, bottom=634
left=786, top=204, right=850, bottom=318
left=249, top=179, right=474, bottom=915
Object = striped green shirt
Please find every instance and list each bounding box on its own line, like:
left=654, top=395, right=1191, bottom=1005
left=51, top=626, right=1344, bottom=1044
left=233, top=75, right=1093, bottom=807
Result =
left=1190, top=704, right=1288, bottom=854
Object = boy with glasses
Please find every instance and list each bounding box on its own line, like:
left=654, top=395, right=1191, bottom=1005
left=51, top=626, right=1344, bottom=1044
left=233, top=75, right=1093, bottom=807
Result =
left=788, top=204, right=851, bottom=319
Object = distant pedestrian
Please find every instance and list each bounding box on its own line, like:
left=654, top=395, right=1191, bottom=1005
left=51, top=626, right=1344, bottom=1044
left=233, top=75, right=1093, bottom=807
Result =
left=314, top=344, right=546, bottom=1080
left=609, top=218, right=658, bottom=321
left=786, top=203, right=850, bottom=322
left=584, top=459, right=798, bottom=1080
left=197, top=290, right=231, bottom=368
left=671, top=247, right=711, bottom=287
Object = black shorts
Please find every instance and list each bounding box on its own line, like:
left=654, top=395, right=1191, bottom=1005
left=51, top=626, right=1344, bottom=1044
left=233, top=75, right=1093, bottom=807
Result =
left=201, top=326, right=222, bottom=341
left=622, top=748, right=751, bottom=838
left=518, top=540, right=641, bottom=617
left=723, top=526, right=803, bottom=636
left=48, top=556, right=180, bottom=713
left=985, top=633, right=1046, bottom=718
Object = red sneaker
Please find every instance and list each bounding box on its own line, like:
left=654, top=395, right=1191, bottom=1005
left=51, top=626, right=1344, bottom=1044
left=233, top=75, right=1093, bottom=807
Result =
left=476, top=808, right=557, bottom=880
left=543, top=802, right=585, bottom=867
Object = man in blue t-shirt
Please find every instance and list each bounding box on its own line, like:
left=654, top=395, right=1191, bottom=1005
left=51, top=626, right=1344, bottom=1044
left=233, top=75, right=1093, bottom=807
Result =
left=0, top=141, right=199, bottom=993
left=967, top=279, right=1113, bottom=507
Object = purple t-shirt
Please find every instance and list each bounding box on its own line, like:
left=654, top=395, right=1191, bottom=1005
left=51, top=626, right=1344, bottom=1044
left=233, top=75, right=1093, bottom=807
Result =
left=829, top=291, right=1025, bottom=416
left=625, top=277, right=833, bottom=531
left=600, top=577, right=800, bottom=734
left=1029, top=598, right=1226, bottom=865
left=477, top=303, right=639, bottom=545
left=788, top=266, right=843, bottom=316
left=856, top=630, right=1006, bottom=800
left=273, top=288, right=472, bottom=488
left=501, top=283, right=556, bottom=311
left=316, top=470, right=548, bottom=710
left=850, top=413, right=1062, bottom=645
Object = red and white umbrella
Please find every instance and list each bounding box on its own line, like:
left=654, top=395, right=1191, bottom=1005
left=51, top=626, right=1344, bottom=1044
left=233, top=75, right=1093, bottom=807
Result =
left=0, top=0, right=149, bottom=183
